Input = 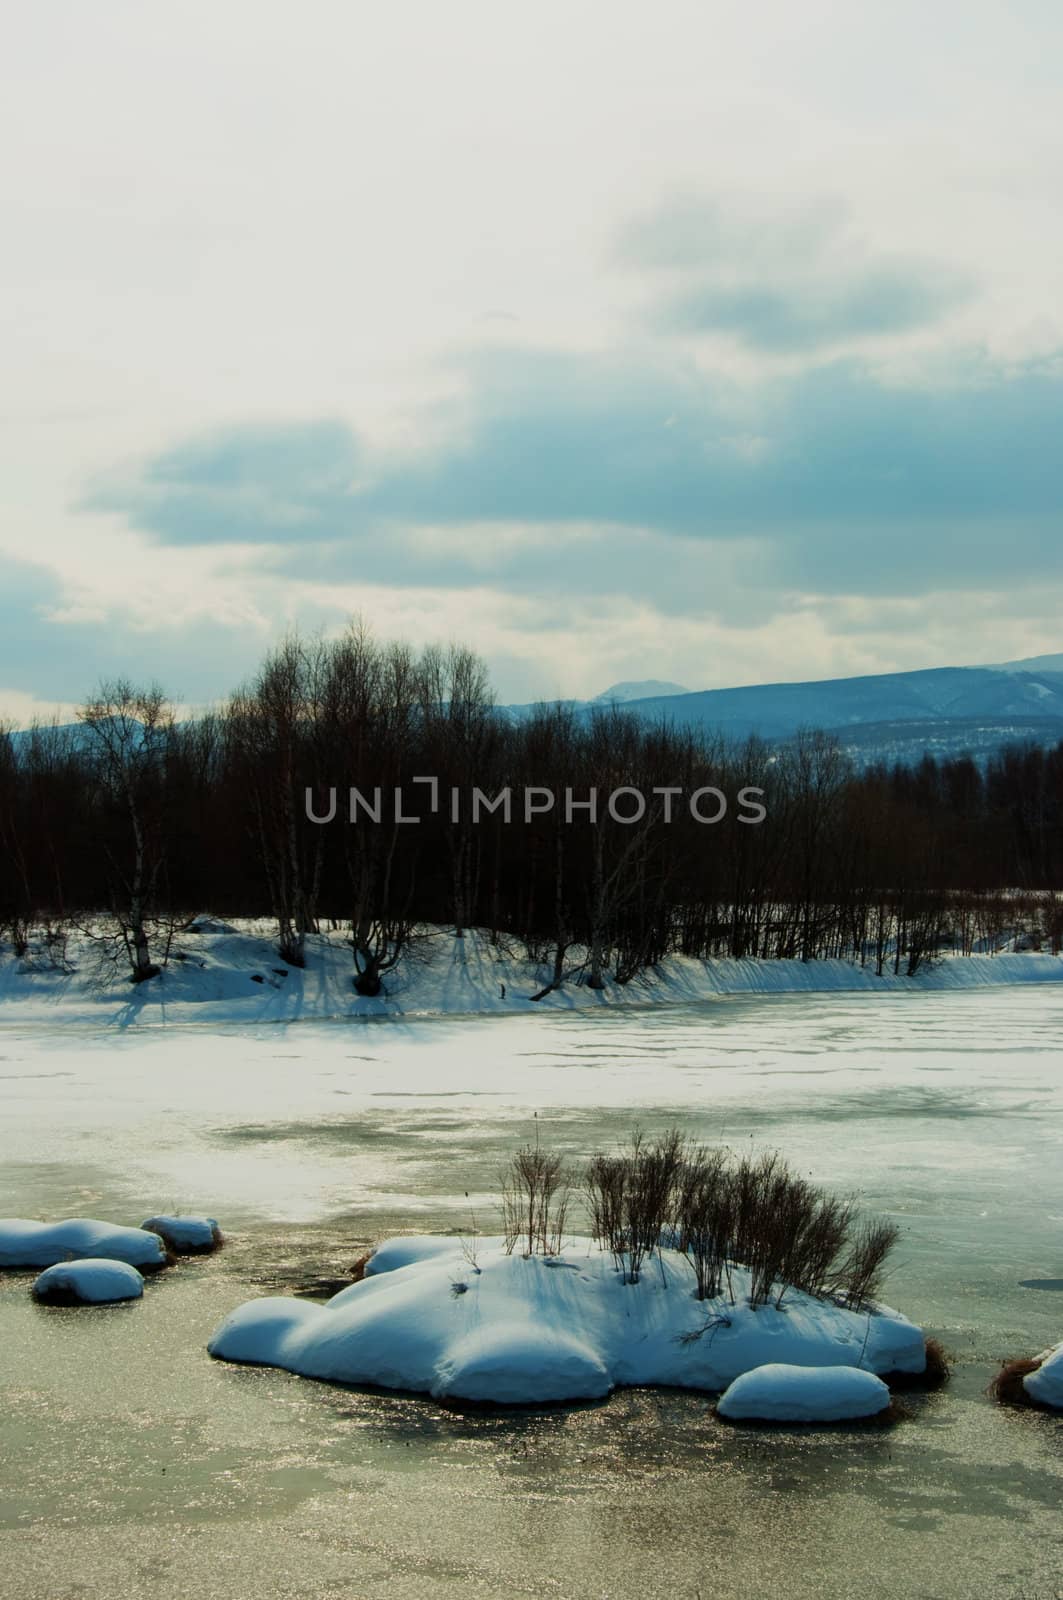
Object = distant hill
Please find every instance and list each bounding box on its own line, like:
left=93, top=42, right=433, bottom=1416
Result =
left=504, top=657, right=1063, bottom=765
left=591, top=679, right=690, bottom=704
left=993, top=651, right=1063, bottom=675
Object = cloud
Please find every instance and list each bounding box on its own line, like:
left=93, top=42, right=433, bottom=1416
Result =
left=85, top=419, right=364, bottom=546
left=656, top=264, right=971, bottom=350
left=612, top=195, right=847, bottom=274
left=615, top=196, right=974, bottom=352
left=0, top=557, right=272, bottom=715
left=84, top=344, right=1063, bottom=611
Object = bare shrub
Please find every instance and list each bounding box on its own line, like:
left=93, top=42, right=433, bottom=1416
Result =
left=583, top=1150, right=627, bottom=1273
left=830, top=1219, right=900, bottom=1308
left=583, top=1128, right=899, bottom=1311
left=674, top=1145, right=734, bottom=1301
left=501, top=1132, right=569, bottom=1257
left=583, top=1128, right=688, bottom=1284
left=674, top=1146, right=896, bottom=1311
left=781, top=1191, right=856, bottom=1307
left=460, top=1212, right=482, bottom=1275
left=730, top=1152, right=792, bottom=1307
left=623, top=1128, right=687, bottom=1284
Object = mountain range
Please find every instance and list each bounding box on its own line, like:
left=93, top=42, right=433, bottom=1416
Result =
left=510, top=655, right=1063, bottom=766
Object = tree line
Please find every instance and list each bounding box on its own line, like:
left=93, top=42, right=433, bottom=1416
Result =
left=1, top=623, right=1062, bottom=988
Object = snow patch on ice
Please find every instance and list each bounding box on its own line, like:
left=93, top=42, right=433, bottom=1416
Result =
left=140, top=1215, right=220, bottom=1253
left=32, top=1258, right=144, bottom=1304
left=0, top=1218, right=169, bottom=1270
left=717, top=1362, right=891, bottom=1422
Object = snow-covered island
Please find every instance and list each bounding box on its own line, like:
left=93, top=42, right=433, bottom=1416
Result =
left=208, top=1234, right=929, bottom=1406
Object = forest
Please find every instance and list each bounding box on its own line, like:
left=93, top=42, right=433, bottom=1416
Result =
left=2, top=624, right=1062, bottom=991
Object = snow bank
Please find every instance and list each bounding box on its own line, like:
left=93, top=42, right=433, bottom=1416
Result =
left=0, top=1218, right=169, bottom=1270
left=1024, top=1341, right=1063, bottom=1409
left=0, top=920, right=1059, bottom=1027
left=32, top=1258, right=144, bottom=1305
left=208, top=1235, right=926, bottom=1405
left=140, top=1215, right=221, bottom=1253
left=717, top=1363, right=891, bottom=1423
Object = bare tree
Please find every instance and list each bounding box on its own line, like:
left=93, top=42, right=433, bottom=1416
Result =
left=226, top=639, right=322, bottom=966
left=0, top=722, right=33, bottom=956
left=78, top=680, right=174, bottom=982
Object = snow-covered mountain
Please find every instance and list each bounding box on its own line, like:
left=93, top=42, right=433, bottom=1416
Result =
left=575, top=662, right=1063, bottom=764
left=590, top=679, right=690, bottom=704
left=993, top=652, right=1063, bottom=675
left=504, top=655, right=1063, bottom=764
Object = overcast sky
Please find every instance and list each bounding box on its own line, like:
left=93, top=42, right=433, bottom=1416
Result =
left=3, top=0, right=1062, bottom=720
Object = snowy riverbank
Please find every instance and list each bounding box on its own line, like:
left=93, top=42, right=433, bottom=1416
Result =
left=0, top=922, right=1060, bottom=1028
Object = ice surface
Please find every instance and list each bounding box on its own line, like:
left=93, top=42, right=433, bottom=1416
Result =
left=3, top=988, right=1063, bottom=1599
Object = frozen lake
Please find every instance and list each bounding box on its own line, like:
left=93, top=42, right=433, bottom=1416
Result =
left=2, top=988, right=1062, bottom=1598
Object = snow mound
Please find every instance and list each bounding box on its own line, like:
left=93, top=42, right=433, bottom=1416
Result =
left=186, top=915, right=238, bottom=934
left=363, top=1235, right=473, bottom=1277
left=1024, top=1341, right=1063, bottom=1409
left=140, top=1215, right=221, bottom=1253
left=435, top=1323, right=611, bottom=1404
left=208, top=1236, right=926, bottom=1405
left=32, top=1258, right=144, bottom=1305
left=717, top=1362, right=892, bottom=1423
left=0, top=1218, right=169, bottom=1270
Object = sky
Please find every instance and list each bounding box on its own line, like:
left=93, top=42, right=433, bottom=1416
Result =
left=2, top=0, right=1063, bottom=721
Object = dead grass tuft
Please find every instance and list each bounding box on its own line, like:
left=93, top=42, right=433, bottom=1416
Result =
left=350, top=1249, right=375, bottom=1283
left=988, top=1355, right=1047, bottom=1408
left=885, top=1335, right=953, bottom=1391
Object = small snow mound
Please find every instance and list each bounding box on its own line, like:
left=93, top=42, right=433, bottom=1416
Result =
left=186, top=915, right=238, bottom=935
left=0, top=1218, right=169, bottom=1270
left=1023, top=1342, right=1063, bottom=1409
left=433, top=1322, right=612, bottom=1404
left=208, top=1296, right=320, bottom=1365
left=32, top=1258, right=144, bottom=1305
left=718, top=1363, right=892, bottom=1423
left=363, top=1234, right=498, bottom=1278
left=141, top=1215, right=221, bottom=1254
